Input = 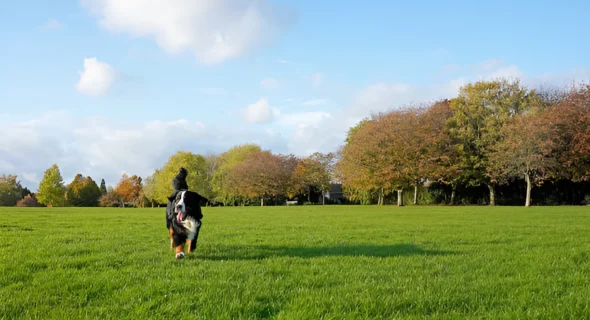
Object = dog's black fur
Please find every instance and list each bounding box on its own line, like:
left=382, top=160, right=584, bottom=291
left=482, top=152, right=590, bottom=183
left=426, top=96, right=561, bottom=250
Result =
left=166, top=167, right=208, bottom=253
left=172, top=167, right=188, bottom=191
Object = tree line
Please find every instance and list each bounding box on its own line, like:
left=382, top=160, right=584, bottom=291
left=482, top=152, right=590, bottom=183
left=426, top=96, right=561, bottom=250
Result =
left=337, top=79, right=590, bottom=206
left=0, top=147, right=335, bottom=208
left=1, top=77, right=589, bottom=208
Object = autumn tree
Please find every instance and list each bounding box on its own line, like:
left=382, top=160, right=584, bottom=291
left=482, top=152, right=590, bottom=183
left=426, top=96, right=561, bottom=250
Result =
left=226, top=151, right=297, bottom=206
left=212, top=144, right=262, bottom=206
left=336, top=119, right=388, bottom=205
left=37, top=164, right=66, bottom=207
left=0, top=174, right=24, bottom=206
left=114, top=173, right=143, bottom=206
left=420, top=99, right=462, bottom=204
left=291, top=152, right=335, bottom=204
left=546, top=84, right=590, bottom=182
left=446, top=78, right=541, bottom=205
left=488, top=112, right=559, bottom=207
left=16, top=194, right=39, bottom=207
left=99, top=190, right=121, bottom=207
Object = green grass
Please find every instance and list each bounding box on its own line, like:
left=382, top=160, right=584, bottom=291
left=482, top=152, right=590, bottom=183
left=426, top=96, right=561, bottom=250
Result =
left=1, top=205, right=589, bottom=319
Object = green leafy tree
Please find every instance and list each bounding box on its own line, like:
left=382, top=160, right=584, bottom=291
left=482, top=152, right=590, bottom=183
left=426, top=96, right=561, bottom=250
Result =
left=0, top=174, right=24, bottom=206
left=446, top=78, right=541, bottom=205
left=37, top=164, right=66, bottom=207
left=66, top=174, right=102, bottom=207
left=151, top=151, right=210, bottom=204
left=100, top=179, right=107, bottom=195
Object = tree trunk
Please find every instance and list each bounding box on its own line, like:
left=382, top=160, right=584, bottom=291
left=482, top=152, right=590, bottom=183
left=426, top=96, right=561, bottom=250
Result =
left=378, top=187, right=384, bottom=205
left=487, top=184, right=496, bottom=206
left=525, top=173, right=532, bottom=207
left=322, top=193, right=325, bottom=205
left=308, top=186, right=311, bottom=203
left=413, top=185, right=418, bottom=205
left=261, top=197, right=264, bottom=207
left=450, top=183, right=457, bottom=205
left=397, top=189, right=404, bottom=206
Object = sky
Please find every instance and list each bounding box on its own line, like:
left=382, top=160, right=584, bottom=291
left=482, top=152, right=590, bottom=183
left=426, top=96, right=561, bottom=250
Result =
left=1, top=0, right=589, bottom=190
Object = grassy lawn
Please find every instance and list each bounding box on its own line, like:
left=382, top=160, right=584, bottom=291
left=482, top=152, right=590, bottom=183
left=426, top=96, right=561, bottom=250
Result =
left=1, top=205, right=589, bottom=319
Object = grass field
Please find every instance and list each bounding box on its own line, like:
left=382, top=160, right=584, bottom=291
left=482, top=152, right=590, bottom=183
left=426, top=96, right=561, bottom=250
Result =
left=1, top=205, right=589, bottom=319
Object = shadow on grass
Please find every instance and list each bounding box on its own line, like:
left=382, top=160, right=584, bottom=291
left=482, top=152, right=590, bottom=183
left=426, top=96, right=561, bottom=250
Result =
left=198, top=243, right=454, bottom=261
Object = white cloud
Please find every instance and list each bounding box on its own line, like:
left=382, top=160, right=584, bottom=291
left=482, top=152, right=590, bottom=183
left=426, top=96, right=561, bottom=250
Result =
left=302, top=98, right=329, bottom=106
left=81, top=0, right=296, bottom=65
left=311, top=72, right=323, bottom=88
left=260, top=77, right=279, bottom=89
left=75, top=57, right=117, bottom=97
left=0, top=111, right=289, bottom=190
left=243, top=98, right=279, bottom=124
left=45, top=19, right=62, bottom=29
left=277, top=59, right=290, bottom=64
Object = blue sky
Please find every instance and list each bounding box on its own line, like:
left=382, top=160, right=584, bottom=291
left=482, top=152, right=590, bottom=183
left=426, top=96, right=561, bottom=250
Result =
left=1, top=0, right=589, bottom=189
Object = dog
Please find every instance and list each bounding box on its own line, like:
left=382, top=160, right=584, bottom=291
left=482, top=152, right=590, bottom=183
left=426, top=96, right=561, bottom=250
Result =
left=166, top=167, right=208, bottom=259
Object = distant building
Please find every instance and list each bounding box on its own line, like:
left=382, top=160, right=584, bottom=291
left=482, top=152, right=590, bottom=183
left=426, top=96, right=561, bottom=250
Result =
left=323, top=183, right=344, bottom=203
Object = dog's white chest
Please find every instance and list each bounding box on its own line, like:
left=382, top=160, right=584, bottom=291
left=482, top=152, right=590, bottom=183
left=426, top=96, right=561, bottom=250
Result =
left=180, top=217, right=200, bottom=240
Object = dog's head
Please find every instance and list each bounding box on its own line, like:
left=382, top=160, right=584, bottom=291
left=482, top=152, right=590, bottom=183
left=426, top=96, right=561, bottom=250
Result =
left=174, top=190, right=207, bottom=222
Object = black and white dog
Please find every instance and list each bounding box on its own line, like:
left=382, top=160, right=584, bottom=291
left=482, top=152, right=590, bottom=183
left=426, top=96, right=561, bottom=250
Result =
left=166, top=168, right=207, bottom=259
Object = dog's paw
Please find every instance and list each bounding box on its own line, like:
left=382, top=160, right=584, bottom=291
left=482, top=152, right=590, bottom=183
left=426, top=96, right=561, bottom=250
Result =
left=175, top=252, right=185, bottom=260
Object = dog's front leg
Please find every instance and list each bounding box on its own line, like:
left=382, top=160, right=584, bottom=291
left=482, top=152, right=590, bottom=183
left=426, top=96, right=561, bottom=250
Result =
left=186, top=240, right=193, bottom=254
left=169, top=227, right=175, bottom=249
left=175, top=244, right=185, bottom=259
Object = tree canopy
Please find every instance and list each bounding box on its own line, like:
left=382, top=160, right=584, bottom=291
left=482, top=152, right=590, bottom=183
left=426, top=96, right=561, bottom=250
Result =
left=37, top=164, right=66, bottom=207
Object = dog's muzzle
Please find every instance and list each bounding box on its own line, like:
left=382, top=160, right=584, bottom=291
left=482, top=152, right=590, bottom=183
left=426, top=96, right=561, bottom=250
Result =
left=175, top=191, right=187, bottom=222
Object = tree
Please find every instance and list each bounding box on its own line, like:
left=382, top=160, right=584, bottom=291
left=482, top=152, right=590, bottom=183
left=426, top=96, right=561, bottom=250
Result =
left=17, top=194, right=39, bottom=207
left=142, top=174, right=158, bottom=208
left=546, top=84, right=590, bottom=182
left=291, top=152, right=335, bottom=204
left=420, top=99, right=462, bottom=204
left=150, top=151, right=210, bottom=205
left=370, top=107, right=428, bottom=206
left=336, top=119, right=387, bottom=205
left=65, top=174, right=102, bottom=207
left=488, top=112, right=559, bottom=207
left=114, top=173, right=143, bottom=206
left=100, top=179, right=107, bottom=195
left=446, top=78, right=541, bottom=205
left=202, top=153, right=220, bottom=204
left=212, top=144, right=263, bottom=205
left=226, top=151, right=297, bottom=206
left=99, top=190, right=121, bottom=207
left=0, top=174, right=24, bottom=206
left=37, top=164, right=66, bottom=207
